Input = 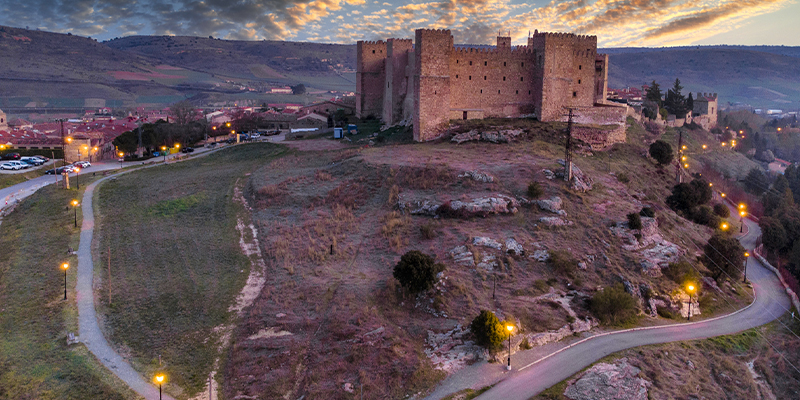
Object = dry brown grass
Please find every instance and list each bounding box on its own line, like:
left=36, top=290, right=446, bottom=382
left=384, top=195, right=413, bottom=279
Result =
left=382, top=211, right=411, bottom=252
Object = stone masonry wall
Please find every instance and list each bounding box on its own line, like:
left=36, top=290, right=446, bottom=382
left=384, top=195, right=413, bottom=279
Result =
left=382, top=39, right=413, bottom=125
left=414, top=29, right=453, bottom=141
left=356, top=40, right=387, bottom=119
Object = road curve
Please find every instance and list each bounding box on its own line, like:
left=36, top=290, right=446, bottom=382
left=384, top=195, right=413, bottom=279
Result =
left=476, top=217, right=792, bottom=400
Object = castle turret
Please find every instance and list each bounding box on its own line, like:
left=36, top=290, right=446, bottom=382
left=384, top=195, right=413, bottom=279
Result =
left=382, top=39, right=413, bottom=125
left=413, top=29, right=453, bottom=141
left=356, top=40, right=387, bottom=119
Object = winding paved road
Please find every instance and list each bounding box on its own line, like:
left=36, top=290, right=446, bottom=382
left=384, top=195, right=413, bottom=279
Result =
left=474, top=216, right=792, bottom=400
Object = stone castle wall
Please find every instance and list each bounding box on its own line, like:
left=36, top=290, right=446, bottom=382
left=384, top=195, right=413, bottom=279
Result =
left=358, top=29, right=621, bottom=143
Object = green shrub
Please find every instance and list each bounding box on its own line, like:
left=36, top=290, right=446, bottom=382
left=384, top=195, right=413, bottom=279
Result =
left=470, top=310, right=506, bottom=350
left=393, top=250, right=445, bottom=294
left=590, top=283, right=638, bottom=325
left=527, top=181, right=544, bottom=199
left=690, top=205, right=719, bottom=227
left=713, top=203, right=730, bottom=218
left=627, top=212, right=643, bottom=230
left=548, top=250, right=577, bottom=277
left=663, top=261, right=702, bottom=285
left=639, top=207, right=655, bottom=218
left=657, top=306, right=681, bottom=320
left=420, top=223, right=436, bottom=240
left=667, top=178, right=712, bottom=213
left=649, top=140, right=673, bottom=165
left=616, top=173, right=630, bottom=183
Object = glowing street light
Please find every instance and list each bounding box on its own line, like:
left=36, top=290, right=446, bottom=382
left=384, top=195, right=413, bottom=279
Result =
left=721, top=142, right=727, bottom=147
left=683, top=163, right=689, bottom=169
left=71, top=199, right=79, bottom=227
left=74, top=167, right=81, bottom=189
left=161, top=146, right=168, bottom=162
left=681, top=156, right=687, bottom=161
left=744, top=252, right=751, bottom=283
left=778, top=127, right=782, bottom=132
left=61, top=263, right=69, bottom=300
left=720, top=222, right=729, bottom=231
left=686, top=284, right=696, bottom=320
left=155, top=373, right=166, bottom=400
left=681, top=145, right=687, bottom=150
left=118, top=152, right=124, bottom=169
left=720, top=192, right=726, bottom=198
left=702, top=144, right=707, bottom=150
left=506, top=324, right=514, bottom=371
left=709, top=182, right=713, bottom=187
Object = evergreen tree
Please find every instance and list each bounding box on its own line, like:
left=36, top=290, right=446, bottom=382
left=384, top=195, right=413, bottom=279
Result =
left=645, top=80, right=663, bottom=106
left=664, top=79, right=687, bottom=118
left=704, top=233, right=745, bottom=282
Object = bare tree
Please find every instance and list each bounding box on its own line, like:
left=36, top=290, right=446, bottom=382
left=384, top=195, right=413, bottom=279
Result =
left=169, top=100, right=197, bottom=126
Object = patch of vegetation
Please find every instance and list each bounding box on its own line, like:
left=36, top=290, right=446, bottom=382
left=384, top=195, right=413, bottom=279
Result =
left=639, top=206, right=655, bottom=218
left=663, top=261, right=703, bottom=286
left=0, top=184, right=133, bottom=399
left=393, top=250, right=445, bottom=294
left=0, top=169, right=43, bottom=190
left=713, top=203, right=731, bottom=218
left=527, top=181, right=544, bottom=199
left=649, top=140, right=673, bottom=165
left=616, top=172, right=630, bottom=183
left=705, top=233, right=745, bottom=282
left=627, top=212, right=642, bottom=230
left=96, top=143, right=287, bottom=394
left=470, top=310, right=506, bottom=351
left=548, top=249, right=578, bottom=277
left=590, top=283, right=638, bottom=325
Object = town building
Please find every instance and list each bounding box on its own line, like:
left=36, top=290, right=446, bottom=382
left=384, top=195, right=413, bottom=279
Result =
left=357, top=29, right=626, bottom=141
left=0, top=108, right=7, bottom=131
left=693, top=93, right=718, bottom=127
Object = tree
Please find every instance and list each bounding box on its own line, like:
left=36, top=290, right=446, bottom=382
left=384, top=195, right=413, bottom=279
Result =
left=713, top=203, right=730, bottom=218
left=527, top=181, right=544, bottom=199
left=743, top=168, right=767, bottom=195
left=291, top=84, right=306, bottom=95
left=392, top=250, right=444, bottom=294
left=169, top=100, right=197, bottom=126
left=664, top=78, right=687, bottom=118
left=649, top=140, right=673, bottom=165
left=760, top=217, right=788, bottom=254
left=667, top=178, right=712, bottom=213
left=470, top=310, right=506, bottom=350
left=704, top=233, right=745, bottom=282
left=645, top=80, right=662, bottom=106
left=590, top=283, right=638, bottom=325
left=627, top=212, right=642, bottom=230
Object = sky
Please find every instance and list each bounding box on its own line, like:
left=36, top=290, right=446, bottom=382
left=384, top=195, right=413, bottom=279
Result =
left=0, top=0, right=798, bottom=47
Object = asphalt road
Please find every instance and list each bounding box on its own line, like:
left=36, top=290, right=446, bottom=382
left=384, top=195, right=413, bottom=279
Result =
left=474, top=216, right=792, bottom=400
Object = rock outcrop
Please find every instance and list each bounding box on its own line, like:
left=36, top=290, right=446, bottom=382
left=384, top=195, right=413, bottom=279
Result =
left=458, top=170, right=495, bottom=183
left=451, top=128, right=524, bottom=144
left=397, top=194, right=519, bottom=217
left=564, top=358, right=651, bottom=400
left=535, top=196, right=567, bottom=216
left=556, top=159, right=594, bottom=192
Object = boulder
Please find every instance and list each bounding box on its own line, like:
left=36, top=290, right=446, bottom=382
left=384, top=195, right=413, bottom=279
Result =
left=557, top=159, right=594, bottom=192
left=451, top=128, right=523, bottom=144
left=449, top=194, right=519, bottom=215
left=536, top=196, right=567, bottom=216
left=458, top=170, right=495, bottom=183
left=449, top=245, right=475, bottom=266
left=473, top=236, right=503, bottom=250
left=505, top=238, right=524, bottom=255
left=476, top=254, right=497, bottom=270
left=532, top=250, right=550, bottom=262
left=539, top=216, right=573, bottom=226
left=542, top=169, right=556, bottom=180
left=564, top=358, right=650, bottom=400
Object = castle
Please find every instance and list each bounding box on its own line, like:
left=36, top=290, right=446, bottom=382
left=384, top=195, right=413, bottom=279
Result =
left=357, top=29, right=625, bottom=142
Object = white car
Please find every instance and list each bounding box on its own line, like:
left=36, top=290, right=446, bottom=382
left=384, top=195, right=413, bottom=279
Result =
left=73, top=161, right=91, bottom=168
left=1, top=161, right=27, bottom=170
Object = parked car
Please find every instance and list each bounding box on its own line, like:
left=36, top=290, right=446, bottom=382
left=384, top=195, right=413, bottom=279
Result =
left=20, top=157, right=44, bottom=166
left=180, top=146, right=195, bottom=153
left=1, top=152, right=21, bottom=160
left=225, top=138, right=236, bottom=144
left=1, top=160, right=28, bottom=170
left=33, top=155, right=50, bottom=162
left=73, top=161, right=91, bottom=168
left=44, top=165, right=75, bottom=175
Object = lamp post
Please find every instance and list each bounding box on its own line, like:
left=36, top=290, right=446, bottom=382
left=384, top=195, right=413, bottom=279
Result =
left=155, top=374, right=165, bottom=400
left=161, top=146, right=167, bottom=162
left=720, top=222, right=729, bottom=231
left=744, top=252, right=750, bottom=283
left=686, top=284, right=696, bottom=320
left=740, top=210, right=746, bottom=232
left=61, top=263, right=69, bottom=300
left=71, top=199, right=79, bottom=227
left=506, top=324, right=514, bottom=371
left=118, top=152, right=124, bottom=169
left=74, top=167, right=81, bottom=189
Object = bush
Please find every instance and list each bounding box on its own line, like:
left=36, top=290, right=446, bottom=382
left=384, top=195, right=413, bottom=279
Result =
left=616, top=173, right=630, bottom=183
left=548, top=250, right=577, bottom=277
left=392, top=251, right=445, bottom=294
left=420, top=223, right=436, bottom=240
left=627, top=212, right=643, bottom=230
left=663, top=261, right=702, bottom=285
left=657, top=306, right=681, bottom=320
left=649, top=140, right=674, bottom=165
left=713, top=203, right=730, bottom=218
left=470, top=310, right=506, bottom=350
left=666, top=178, right=712, bottom=213
left=705, top=234, right=745, bottom=282
left=690, top=205, right=719, bottom=227
left=590, top=283, right=639, bottom=325
left=639, top=206, right=655, bottom=218
left=527, top=181, right=544, bottom=199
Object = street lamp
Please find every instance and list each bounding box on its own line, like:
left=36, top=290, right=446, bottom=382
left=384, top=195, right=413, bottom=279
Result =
left=702, top=144, right=707, bottom=150
left=161, top=146, right=167, bottom=162
left=683, top=163, right=689, bottom=169
left=744, top=252, right=751, bottom=283
left=61, top=263, right=69, bottom=300
left=155, top=373, right=165, bottom=400
left=74, top=167, right=81, bottom=189
left=71, top=199, right=79, bottom=227
left=118, top=152, right=124, bottom=169
left=740, top=210, right=746, bottom=232
left=686, top=284, right=696, bottom=320
left=720, top=222, right=729, bottom=231
left=720, top=192, right=726, bottom=198
left=681, top=145, right=687, bottom=150
left=506, top=324, right=514, bottom=371
left=709, top=182, right=713, bottom=187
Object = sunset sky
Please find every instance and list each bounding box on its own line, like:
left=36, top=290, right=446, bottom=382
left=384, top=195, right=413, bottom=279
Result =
left=0, top=0, right=798, bottom=47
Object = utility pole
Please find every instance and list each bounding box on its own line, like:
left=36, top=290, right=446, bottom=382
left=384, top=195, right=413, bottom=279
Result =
left=137, top=123, right=143, bottom=158
left=676, top=130, right=683, bottom=183
left=108, top=245, right=112, bottom=304
left=564, top=108, right=574, bottom=182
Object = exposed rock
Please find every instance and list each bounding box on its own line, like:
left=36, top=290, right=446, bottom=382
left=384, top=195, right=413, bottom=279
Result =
left=247, top=327, right=293, bottom=340
left=476, top=254, right=497, bottom=270
left=702, top=276, right=723, bottom=293
left=539, top=216, right=573, bottom=226
left=473, top=236, right=503, bottom=250
left=542, top=169, right=556, bottom=180
left=578, top=261, right=588, bottom=270
left=639, top=242, right=681, bottom=277
left=536, top=196, right=567, bottom=216
left=564, top=358, right=650, bottom=400
left=458, top=170, right=495, bottom=183
left=505, top=238, right=524, bottom=255
left=451, top=128, right=523, bottom=144
left=343, top=383, right=354, bottom=393
left=610, top=217, right=682, bottom=276
left=425, top=325, right=482, bottom=373
left=532, top=249, right=550, bottom=262
left=449, top=194, right=519, bottom=215
left=675, top=292, right=701, bottom=318
left=449, top=245, right=475, bottom=266
left=686, top=360, right=695, bottom=370
left=556, top=159, right=594, bottom=192
left=275, top=313, right=286, bottom=318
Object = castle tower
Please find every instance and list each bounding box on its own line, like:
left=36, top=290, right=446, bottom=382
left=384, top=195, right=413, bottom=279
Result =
left=496, top=35, right=511, bottom=50
left=356, top=40, right=387, bottom=119
left=0, top=108, right=6, bottom=131
left=413, top=29, right=453, bottom=141
left=382, top=39, right=413, bottom=125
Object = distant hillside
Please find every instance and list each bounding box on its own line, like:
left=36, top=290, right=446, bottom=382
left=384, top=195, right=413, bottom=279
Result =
left=1, top=24, right=798, bottom=113
left=605, top=47, right=800, bottom=110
